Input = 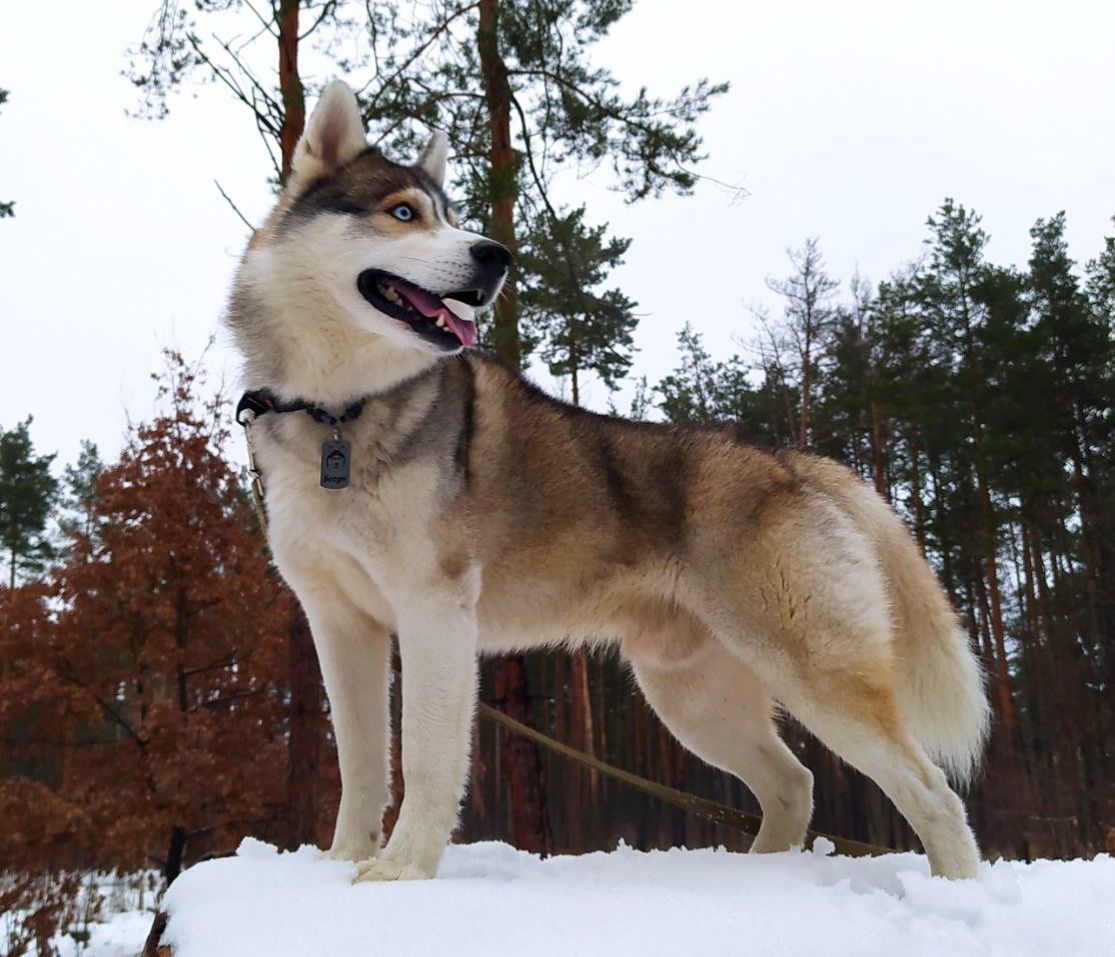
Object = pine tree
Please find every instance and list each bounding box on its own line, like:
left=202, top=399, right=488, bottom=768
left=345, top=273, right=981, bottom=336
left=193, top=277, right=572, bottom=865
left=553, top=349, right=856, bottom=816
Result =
left=58, top=440, right=103, bottom=547
left=0, top=419, right=58, bottom=587
left=519, top=206, right=638, bottom=405
left=1024, top=214, right=1114, bottom=786
left=1085, top=218, right=1115, bottom=322
left=654, top=324, right=779, bottom=441
left=1083, top=219, right=1115, bottom=699
left=915, top=199, right=1018, bottom=733
left=655, top=324, right=723, bottom=426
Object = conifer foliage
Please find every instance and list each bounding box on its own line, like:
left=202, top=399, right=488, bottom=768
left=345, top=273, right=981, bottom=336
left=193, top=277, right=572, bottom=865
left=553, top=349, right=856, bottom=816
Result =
left=0, top=419, right=57, bottom=588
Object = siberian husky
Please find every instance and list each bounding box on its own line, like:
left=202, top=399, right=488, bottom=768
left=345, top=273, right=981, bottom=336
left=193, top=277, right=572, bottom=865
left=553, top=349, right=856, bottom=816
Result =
left=227, top=81, right=989, bottom=881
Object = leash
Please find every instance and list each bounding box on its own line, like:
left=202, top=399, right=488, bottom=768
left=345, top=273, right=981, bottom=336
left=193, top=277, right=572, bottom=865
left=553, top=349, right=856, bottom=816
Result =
left=476, top=699, right=892, bottom=858
left=235, top=392, right=894, bottom=860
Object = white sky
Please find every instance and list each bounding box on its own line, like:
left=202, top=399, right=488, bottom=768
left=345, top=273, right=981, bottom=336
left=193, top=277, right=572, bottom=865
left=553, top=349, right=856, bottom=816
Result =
left=1, top=0, right=1113, bottom=473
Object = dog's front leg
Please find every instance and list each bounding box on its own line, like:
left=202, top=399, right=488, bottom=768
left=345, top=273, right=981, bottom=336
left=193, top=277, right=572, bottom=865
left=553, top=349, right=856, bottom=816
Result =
left=295, top=592, right=393, bottom=863
left=353, top=596, right=477, bottom=882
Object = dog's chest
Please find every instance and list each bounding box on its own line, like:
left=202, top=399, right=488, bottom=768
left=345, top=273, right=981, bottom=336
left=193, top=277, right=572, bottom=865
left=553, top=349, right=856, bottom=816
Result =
left=255, top=414, right=443, bottom=563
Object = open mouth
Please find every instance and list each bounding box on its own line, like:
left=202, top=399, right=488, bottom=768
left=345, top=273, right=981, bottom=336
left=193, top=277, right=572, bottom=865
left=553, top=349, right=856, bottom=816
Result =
left=357, top=269, right=482, bottom=349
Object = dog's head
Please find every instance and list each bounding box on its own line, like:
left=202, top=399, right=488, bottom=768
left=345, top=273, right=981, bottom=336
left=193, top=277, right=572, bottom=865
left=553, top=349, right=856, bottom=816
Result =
left=238, top=81, right=509, bottom=363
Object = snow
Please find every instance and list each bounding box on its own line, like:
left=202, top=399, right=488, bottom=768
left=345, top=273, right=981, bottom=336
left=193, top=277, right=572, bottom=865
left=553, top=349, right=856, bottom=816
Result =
left=74, top=910, right=158, bottom=957
left=27, top=872, right=161, bottom=957
left=151, top=838, right=1115, bottom=957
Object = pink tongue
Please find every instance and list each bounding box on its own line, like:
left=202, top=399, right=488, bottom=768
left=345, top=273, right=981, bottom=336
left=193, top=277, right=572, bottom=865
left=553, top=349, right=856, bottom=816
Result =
left=391, top=282, right=477, bottom=347
left=442, top=310, right=478, bottom=346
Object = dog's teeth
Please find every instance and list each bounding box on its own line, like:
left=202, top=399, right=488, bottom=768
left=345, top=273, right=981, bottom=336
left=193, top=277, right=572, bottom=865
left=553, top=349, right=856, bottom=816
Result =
left=436, top=316, right=447, bottom=328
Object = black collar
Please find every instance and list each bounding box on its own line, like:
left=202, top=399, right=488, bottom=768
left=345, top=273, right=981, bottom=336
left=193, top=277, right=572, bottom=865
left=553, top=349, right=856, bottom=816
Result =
left=236, top=389, right=366, bottom=427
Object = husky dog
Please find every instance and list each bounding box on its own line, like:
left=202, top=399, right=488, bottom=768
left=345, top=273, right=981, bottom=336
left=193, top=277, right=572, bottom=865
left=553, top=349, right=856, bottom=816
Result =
left=228, top=81, right=990, bottom=882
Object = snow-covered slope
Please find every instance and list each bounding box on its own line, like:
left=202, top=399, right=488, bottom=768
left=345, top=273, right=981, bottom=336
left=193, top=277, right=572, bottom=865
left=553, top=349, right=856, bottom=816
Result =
left=155, top=839, right=1115, bottom=956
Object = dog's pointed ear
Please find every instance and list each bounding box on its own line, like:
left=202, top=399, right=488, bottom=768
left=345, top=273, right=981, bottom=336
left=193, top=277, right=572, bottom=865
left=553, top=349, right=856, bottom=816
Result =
left=416, top=131, right=448, bottom=188
left=290, top=81, right=367, bottom=184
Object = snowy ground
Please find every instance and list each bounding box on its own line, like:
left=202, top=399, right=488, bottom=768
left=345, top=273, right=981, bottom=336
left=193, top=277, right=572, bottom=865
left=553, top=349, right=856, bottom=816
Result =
left=125, top=838, right=1115, bottom=957
left=72, top=910, right=158, bottom=957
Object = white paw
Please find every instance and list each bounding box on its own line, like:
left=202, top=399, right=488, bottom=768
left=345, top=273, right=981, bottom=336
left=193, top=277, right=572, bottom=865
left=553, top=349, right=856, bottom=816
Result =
left=352, top=856, right=435, bottom=883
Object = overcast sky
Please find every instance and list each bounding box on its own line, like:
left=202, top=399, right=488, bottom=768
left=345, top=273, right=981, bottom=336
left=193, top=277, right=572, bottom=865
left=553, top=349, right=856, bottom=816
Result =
left=2, top=0, right=1113, bottom=473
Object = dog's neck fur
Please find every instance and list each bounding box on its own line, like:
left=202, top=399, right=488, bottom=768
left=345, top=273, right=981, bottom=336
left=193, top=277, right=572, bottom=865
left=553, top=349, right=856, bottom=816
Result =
left=229, top=252, right=440, bottom=407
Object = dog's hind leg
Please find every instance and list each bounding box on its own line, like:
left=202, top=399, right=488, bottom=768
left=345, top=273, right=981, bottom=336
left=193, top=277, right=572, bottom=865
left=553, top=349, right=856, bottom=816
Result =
left=779, top=664, right=981, bottom=879
left=630, top=643, right=814, bottom=854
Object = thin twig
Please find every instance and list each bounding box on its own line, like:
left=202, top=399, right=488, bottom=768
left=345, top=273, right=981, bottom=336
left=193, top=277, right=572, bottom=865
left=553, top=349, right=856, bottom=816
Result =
left=214, top=180, right=255, bottom=233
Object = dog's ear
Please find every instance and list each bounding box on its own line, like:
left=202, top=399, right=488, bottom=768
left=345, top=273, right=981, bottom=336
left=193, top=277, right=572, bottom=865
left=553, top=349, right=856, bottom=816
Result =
left=416, top=131, right=448, bottom=189
left=290, top=81, right=367, bottom=184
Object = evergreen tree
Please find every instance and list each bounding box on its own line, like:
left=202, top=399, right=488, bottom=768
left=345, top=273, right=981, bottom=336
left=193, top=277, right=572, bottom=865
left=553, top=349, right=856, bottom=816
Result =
left=0, top=419, right=58, bottom=587
left=1025, top=213, right=1115, bottom=736
left=626, top=375, right=652, bottom=421
left=811, top=273, right=876, bottom=483
left=655, top=324, right=784, bottom=441
left=58, top=440, right=104, bottom=547
left=915, top=199, right=1019, bottom=731
left=655, top=324, right=723, bottom=425
left=1084, top=218, right=1115, bottom=323
left=519, top=206, right=638, bottom=405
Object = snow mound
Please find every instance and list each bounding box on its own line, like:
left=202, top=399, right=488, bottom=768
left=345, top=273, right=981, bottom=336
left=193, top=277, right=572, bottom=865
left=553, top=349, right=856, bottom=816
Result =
left=161, top=839, right=1115, bottom=956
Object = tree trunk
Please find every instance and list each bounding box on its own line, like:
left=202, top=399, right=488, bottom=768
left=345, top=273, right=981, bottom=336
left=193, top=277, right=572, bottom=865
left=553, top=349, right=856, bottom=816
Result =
left=492, top=654, right=551, bottom=855
left=478, top=0, right=519, bottom=367
left=869, top=401, right=887, bottom=499
left=799, top=352, right=811, bottom=447
left=165, top=825, right=187, bottom=885
left=570, top=648, right=598, bottom=800
left=277, top=0, right=305, bottom=182
left=272, top=0, right=322, bottom=851
left=286, top=606, right=323, bottom=848
left=907, top=429, right=926, bottom=549
left=927, top=450, right=957, bottom=601
left=975, top=469, right=1016, bottom=731
left=477, top=0, right=549, bottom=856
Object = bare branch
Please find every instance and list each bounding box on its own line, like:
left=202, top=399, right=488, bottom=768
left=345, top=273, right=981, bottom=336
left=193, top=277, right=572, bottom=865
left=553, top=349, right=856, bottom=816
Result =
left=214, top=180, right=256, bottom=233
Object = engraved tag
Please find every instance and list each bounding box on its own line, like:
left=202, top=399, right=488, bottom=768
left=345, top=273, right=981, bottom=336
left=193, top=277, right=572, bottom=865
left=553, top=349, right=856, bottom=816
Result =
left=320, top=437, right=351, bottom=490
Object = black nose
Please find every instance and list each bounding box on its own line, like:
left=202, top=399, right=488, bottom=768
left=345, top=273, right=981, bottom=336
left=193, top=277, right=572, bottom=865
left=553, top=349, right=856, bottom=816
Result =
left=470, top=240, right=513, bottom=273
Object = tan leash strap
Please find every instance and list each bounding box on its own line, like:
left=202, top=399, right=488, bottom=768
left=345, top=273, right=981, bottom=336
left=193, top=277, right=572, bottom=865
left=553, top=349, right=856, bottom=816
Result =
left=477, top=699, right=893, bottom=859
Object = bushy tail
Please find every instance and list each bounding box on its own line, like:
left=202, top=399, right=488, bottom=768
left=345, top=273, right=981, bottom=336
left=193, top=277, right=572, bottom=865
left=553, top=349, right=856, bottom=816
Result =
left=796, top=457, right=992, bottom=784
left=893, top=606, right=991, bottom=786
left=877, top=514, right=991, bottom=786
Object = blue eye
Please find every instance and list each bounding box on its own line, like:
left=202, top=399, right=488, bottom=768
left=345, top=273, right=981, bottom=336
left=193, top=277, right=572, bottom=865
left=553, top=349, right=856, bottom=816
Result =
left=390, top=203, right=416, bottom=222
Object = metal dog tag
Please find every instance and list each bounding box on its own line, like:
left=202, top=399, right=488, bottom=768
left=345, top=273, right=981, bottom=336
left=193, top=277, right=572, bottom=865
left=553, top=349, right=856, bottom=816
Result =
left=320, top=437, right=351, bottom=490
